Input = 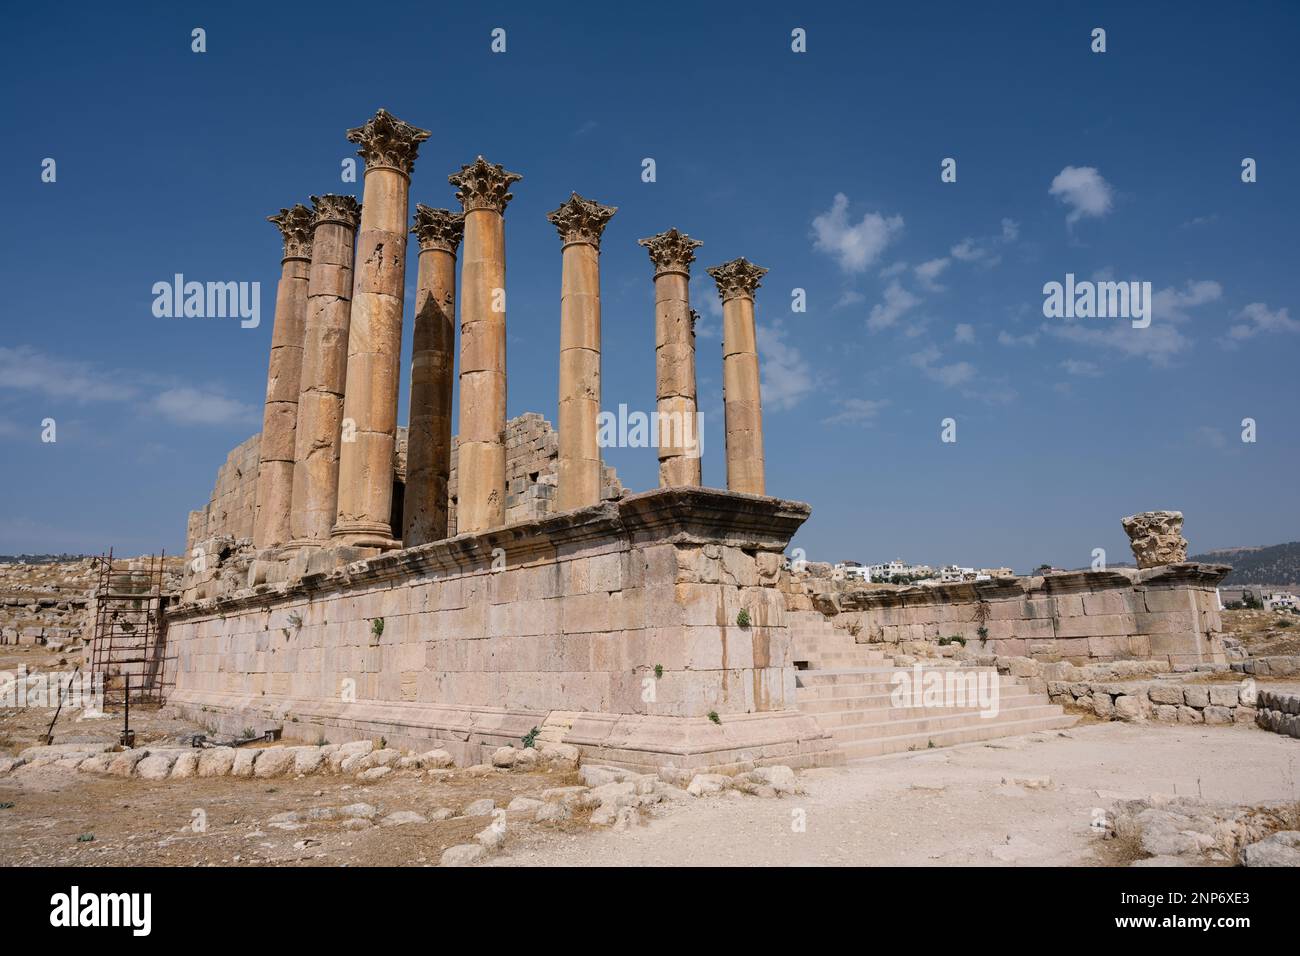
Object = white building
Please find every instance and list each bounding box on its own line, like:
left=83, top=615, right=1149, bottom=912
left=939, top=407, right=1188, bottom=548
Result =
left=1264, top=591, right=1298, bottom=612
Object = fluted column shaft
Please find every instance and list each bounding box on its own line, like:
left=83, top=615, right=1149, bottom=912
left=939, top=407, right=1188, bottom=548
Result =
left=709, top=258, right=769, bottom=496
left=640, top=228, right=703, bottom=488
left=332, top=109, right=430, bottom=548
left=253, top=205, right=313, bottom=548
left=451, top=156, right=521, bottom=534
left=403, top=206, right=463, bottom=546
left=289, top=195, right=361, bottom=546
left=550, top=193, right=616, bottom=511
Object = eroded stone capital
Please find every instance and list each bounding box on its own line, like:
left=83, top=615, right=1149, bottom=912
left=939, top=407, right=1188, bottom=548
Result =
left=546, top=192, right=617, bottom=249
left=707, top=257, right=768, bottom=302
left=267, top=204, right=314, bottom=260
left=310, top=194, right=362, bottom=230
left=448, top=155, right=522, bottom=214
left=410, top=204, right=465, bottom=254
left=638, top=227, right=703, bottom=277
left=345, top=109, right=431, bottom=176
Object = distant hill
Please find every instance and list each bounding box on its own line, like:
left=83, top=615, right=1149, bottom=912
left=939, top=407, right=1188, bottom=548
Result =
left=1189, top=542, right=1300, bottom=586
left=0, top=553, right=92, bottom=565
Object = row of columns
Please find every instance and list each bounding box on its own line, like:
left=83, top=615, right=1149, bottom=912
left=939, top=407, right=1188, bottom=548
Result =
left=251, top=108, right=772, bottom=555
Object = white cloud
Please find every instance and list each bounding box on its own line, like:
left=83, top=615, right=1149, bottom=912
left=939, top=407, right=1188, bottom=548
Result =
left=811, top=193, right=903, bottom=273
left=949, top=218, right=1019, bottom=268
left=834, top=289, right=865, bottom=309
left=867, top=281, right=921, bottom=332
left=1226, top=302, right=1300, bottom=341
left=953, top=323, right=976, bottom=344
left=0, top=345, right=259, bottom=428
left=1042, top=279, right=1221, bottom=366
left=823, top=397, right=889, bottom=427
left=878, top=261, right=908, bottom=279
left=914, top=257, right=951, bottom=290
left=0, top=345, right=138, bottom=402
left=149, top=388, right=260, bottom=427
left=1154, top=280, right=1223, bottom=321
left=1060, top=359, right=1101, bottom=377
left=1049, top=166, right=1113, bottom=226
left=909, top=346, right=975, bottom=388
left=757, top=322, right=814, bottom=411
left=997, top=330, right=1039, bottom=347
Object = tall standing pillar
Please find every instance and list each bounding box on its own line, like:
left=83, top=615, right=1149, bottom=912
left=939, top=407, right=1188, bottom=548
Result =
left=403, top=205, right=464, bottom=547
left=639, top=228, right=704, bottom=488
left=449, top=156, right=521, bottom=533
left=332, top=109, right=431, bottom=549
left=707, top=258, right=769, bottom=496
left=288, top=194, right=362, bottom=547
left=253, top=204, right=314, bottom=549
left=548, top=192, right=616, bottom=511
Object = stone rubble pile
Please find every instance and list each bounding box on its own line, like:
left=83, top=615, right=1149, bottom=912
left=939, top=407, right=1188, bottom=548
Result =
left=0, top=738, right=582, bottom=781
left=437, top=760, right=802, bottom=866
left=1107, top=795, right=1300, bottom=866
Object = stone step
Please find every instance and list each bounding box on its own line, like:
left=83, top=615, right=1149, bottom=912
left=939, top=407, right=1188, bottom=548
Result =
left=795, top=652, right=888, bottom=667
left=796, top=686, right=1037, bottom=716
left=796, top=666, right=1003, bottom=687
left=795, top=673, right=1023, bottom=698
left=839, top=714, right=1078, bottom=761
left=827, top=703, right=1067, bottom=742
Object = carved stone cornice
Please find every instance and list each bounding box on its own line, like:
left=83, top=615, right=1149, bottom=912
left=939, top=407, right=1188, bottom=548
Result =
left=267, top=204, right=314, bottom=261
left=707, top=257, right=768, bottom=302
left=310, top=194, right=362, bottom=230
left=638, top=227, right=703, bottom=277
left=546, top=192, right=617, bottom=249
left=345, top=109, right=431, bottom=176
left=448, top=155, right=523, bottom=214
left=411, top=205, right=465, bottom=254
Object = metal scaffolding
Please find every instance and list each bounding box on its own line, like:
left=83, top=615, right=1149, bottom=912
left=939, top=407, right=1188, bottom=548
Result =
left=89, top=549, right=173, bottom=706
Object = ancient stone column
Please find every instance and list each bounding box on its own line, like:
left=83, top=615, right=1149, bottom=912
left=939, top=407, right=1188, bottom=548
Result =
left=402, top=205, right=464, bottom=547
left=639, top=228, right=704, bottom=489
left=288, top=194, right=362, bottom=547
left=708, top=258, right=769, bottom=496
left=252, top=204, right=314, bottom=549
left=548, top=193, right=616, bottom=512
left=449, top=156, right=522, bottom=533
left=332, top=109, right=431, bottom=549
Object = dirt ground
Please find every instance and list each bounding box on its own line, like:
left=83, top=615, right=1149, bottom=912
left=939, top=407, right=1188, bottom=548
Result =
left=490, top=722, right=1300, bottom=867
left=1223, top=608, right=1300, bottom=657
left=4, top=634, right=1300, bottom=868
left=0, top=760, right=591, bottom=867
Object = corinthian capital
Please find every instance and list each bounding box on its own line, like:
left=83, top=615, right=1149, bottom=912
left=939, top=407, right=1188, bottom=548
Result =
left=411, top=204, right=465, bottom=253
left=448, top=155, right=523, bottom=214
left=310, top=194, right=362, bottom=229
left=707, top=257, right=768, bottom=302
left=267, top=204, right=314, bottom=260
left=345, top=108, right=431, bottom=176
left=638, top=227, right=703, bottom=277
left=546, top=192, right=617, bottom=249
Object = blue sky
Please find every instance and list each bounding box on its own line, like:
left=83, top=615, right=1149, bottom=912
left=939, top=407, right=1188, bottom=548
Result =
left=1, top=1, right=1297, bottom=571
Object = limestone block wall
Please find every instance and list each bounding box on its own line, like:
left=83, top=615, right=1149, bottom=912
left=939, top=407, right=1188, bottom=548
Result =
left=186, top=434, right=261, bottom=546
left=166, top=488, right=832, bottom=771
left=831, top=565, right=1230, bottom=669
left=187, top=414, right=623, bottom=553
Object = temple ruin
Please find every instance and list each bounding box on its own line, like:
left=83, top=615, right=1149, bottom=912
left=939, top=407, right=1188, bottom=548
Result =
left=166, top=109, right=1231, bottom=772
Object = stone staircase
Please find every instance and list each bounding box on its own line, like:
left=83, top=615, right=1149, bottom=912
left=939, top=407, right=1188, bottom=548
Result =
left=789, top=611, right=1076, bottom=761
